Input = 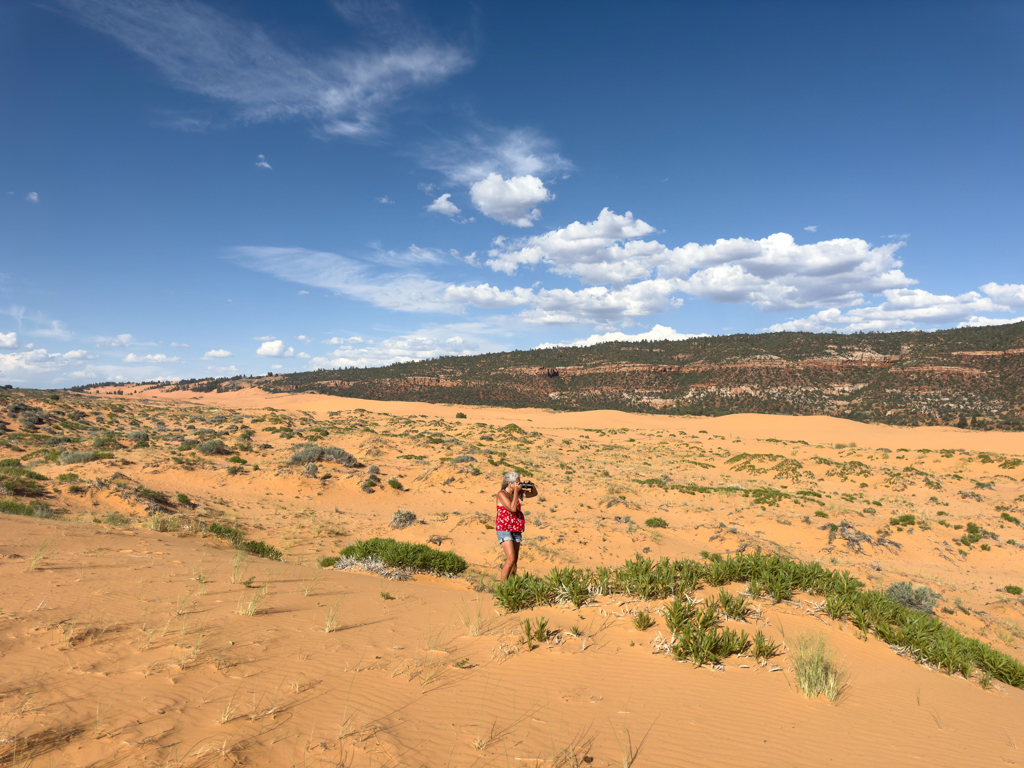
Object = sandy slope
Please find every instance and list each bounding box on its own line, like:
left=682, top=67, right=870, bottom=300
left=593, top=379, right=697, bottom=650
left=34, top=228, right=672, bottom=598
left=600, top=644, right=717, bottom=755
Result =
left=2, top=388, right=1023, bottom=767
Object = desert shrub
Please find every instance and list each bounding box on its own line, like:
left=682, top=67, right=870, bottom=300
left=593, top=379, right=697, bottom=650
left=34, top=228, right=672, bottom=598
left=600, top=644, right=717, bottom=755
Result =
left=1007, top=585, right=1023, bottom=596
left=645, top=517, right=668, bottom=528
left=208, top=521, right=245, bottom=546
left=57, top=472, right=79, bottom=482
left=180, top=439, right=198, bottom=449
left=127, top=430, right=149, bottom=445
left=45, top=435, right=72, bottom=446
left=103, top=513, right=132, bottom=527
left=318, top=556, right=340, bottom=568
left=0, top=497, right=27, bottom=517
left=59, top=450, right=99, bottom=464
left=340, top=537, right=467, bottom=576
left=790, top=634, right=845, bottom=702
left=227, top=456, right=247, bottom=464
left=226, top=464, right=241, bottom=475
left=455, top=412, right=467, bottom=419
left=885, top=581, right=940, bottom=614
left=390, top=510, right=418, bottom=529
left=0, top=465, right=48, bottom=496
left=302, top=462, right=317, bottom=477
left=92, top=431, right=120, bottom=449
left=451, top=454, right=475, bottom=463
left=890, top=514, right=917, bottom=527
left=136, top=486, right=169, bottom=505
left=388, top=478, right=403, bottom=490
left=242, top=539, right=282, bottom=560
left=176, top=492, right=191, bottom=506
left=197, top=439, right=231, bottom=455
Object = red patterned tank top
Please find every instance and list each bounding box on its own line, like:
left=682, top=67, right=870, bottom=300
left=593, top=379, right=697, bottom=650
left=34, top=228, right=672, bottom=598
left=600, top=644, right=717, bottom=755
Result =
left=495, top=500, right=525, bottom=533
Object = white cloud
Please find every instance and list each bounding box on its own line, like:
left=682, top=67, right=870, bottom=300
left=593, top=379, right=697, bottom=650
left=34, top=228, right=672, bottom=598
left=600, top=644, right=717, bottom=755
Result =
left=123, top=353, right=179, bottom=363
left=767, top=289, right=1007, bottom=333
left=296, top=335, right=311, bottom=343
left=253, top=335, right=276, bottom=341
left=469, top=173, right=552, bottom=227
left=256, top=339, right=295, bottom=357
left=980, top=282, right=1024, bottom=307
left=95, top=333, right=133, bottom=348
left=958, top=315, right=1024, bottom=328
left=202, top=349, right=233, bottom=359
left=255, top=154, right=272, bottom=169
left=487, top=209, right=914, bottom=310
left=536, top=324, right=708, bottom=349
left=34, top=321, right=74, bottom=341
left=311, top=330, right=478, bottom=369
left=296, top=351, right=311, bottom=358
left=26, top=192, right=39, bottom=203
left=443, top=278, right=686, bottom=325
left=426, top=193, right=460, bottom=217
left=59, top=0, right=470, bottom=137
left=170, top=341, right=189, bottom=348
left=377, top=195, right=394, bottom=204
left=271, top=364, right=283, bottom=370
left=884, top=234, right=910, bottom=240
left=298, top=290, right=309, bottom=295
left=0, top=332, right=17, bottom=349
left=804, top=225, right=817, bottom=232
left=421, top=127, right=572, bottom=186
left=0, top=348, right=90, bottom=378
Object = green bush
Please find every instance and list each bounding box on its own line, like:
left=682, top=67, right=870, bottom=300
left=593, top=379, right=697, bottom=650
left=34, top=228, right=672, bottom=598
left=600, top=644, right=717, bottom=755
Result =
left=242, top=539, right=282, bottom=560
left=455, top=412, right=467, bottom=419
left=228, top=456, right=247, bottom=464
left=206, top=521, right=281, bottom=560
left=176, top=492, right=191, bottom=506
left=388, top=478, right=403, bottom=490
left=197, top=439, right=231, bottom=455
left=0, top=465, right=48, bottom=496
left=59, top=450, right=99, bottom=464
left=318, top=556, right=340, bottom=568
left=340, top=537, right=467, bottom=576
left=890, top=514, right=917, bottom=527
left=645, top=517, right=668, bottom=529
left=289, top=444, right=360, bottom=467
left=1007, top=585, right=1023, bottom=596
left=884, top=581, right=940, bottom=614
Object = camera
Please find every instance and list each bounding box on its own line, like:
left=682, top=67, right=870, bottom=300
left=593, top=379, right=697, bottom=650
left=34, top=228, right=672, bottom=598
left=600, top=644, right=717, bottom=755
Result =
left=520, top=481, right=536, bottom=491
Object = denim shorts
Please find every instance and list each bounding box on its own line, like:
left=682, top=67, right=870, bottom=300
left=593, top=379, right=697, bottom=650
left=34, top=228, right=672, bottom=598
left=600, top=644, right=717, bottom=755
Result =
left=496, top=530, right=523, bottom=544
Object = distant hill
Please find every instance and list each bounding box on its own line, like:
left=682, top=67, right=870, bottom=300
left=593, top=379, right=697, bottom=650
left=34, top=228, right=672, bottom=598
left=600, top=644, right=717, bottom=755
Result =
left=235, top=322, right=1022, bottom=430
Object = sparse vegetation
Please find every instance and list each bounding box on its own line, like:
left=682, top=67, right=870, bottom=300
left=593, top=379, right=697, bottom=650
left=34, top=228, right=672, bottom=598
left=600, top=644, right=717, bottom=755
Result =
left=790, top=634, right=845, bottom=703
left=339, top=538, right=468, bottom=576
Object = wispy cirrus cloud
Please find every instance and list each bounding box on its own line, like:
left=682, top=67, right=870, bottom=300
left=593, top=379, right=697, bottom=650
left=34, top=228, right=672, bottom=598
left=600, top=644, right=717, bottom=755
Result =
left=56, top=0, right=470, bottom=137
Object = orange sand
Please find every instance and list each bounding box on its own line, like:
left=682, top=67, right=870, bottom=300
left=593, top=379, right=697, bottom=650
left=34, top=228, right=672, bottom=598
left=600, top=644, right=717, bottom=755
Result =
left=2, top=388, right=1022, bottom=767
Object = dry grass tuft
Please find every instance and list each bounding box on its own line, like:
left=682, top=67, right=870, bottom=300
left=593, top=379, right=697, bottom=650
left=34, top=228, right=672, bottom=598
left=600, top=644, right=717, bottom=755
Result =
left=790, top=633, right=846, bottom=703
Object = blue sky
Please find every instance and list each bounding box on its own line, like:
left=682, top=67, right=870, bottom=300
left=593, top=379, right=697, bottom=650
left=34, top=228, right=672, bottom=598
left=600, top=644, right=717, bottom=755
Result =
left=2, top=0, right=1023, bottom=388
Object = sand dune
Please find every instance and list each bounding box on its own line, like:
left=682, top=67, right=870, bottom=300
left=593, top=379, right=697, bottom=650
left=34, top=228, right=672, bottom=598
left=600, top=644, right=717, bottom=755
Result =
left=2, top=388, right=1022, bottom=767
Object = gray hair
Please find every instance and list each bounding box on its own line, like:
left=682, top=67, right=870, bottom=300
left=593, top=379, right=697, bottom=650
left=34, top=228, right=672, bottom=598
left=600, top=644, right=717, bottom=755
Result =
left=501, top=471, right=521, bottom=490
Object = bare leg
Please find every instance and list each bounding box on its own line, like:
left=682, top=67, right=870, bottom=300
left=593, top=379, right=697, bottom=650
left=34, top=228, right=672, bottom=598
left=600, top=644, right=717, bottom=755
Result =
left=500, top=540, right=520, bottom=581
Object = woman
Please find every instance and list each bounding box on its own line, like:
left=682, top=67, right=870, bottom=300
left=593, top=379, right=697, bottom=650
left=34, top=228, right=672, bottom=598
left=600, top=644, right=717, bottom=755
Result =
left=495, top=471, right=538, bottom=581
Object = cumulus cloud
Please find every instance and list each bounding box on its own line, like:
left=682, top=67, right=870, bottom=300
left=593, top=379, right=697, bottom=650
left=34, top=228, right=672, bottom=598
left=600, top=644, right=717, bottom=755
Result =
left=296, top=335, right=311, bottom=343
left=421, top=127, right=572, bottom=186
left=26, top=192, right=39, bottom=203
left=0, top=348, right=89, bottom=378
left=469, top=173, right=552, bottom=227
left=980, top=282, right=1024, bottom=307
left=255, top=154, right=272, bottom=169
left=536, top=324, right=708, bottom=349
left=487, top=209, right=914, bottom=310
left=123, top=353, right=179, bottom=363
left=202, top=349, right=233, bottom=359
left=804, top=225, right=817, bottom=232
left=767, top=289, right=1006, bottom=333
left=170, top=341, right=189, bottom=348
left=58, top=0, right=470, bottom=137
left=256, top=339, right=295, bottom=357
left=311, top=330, right=477, bottom=369
left=426, top=193, right=460, bottom=217
left=958, top=315, right=1024, bottom=328
left=0, top=332, right=17, bottom=349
